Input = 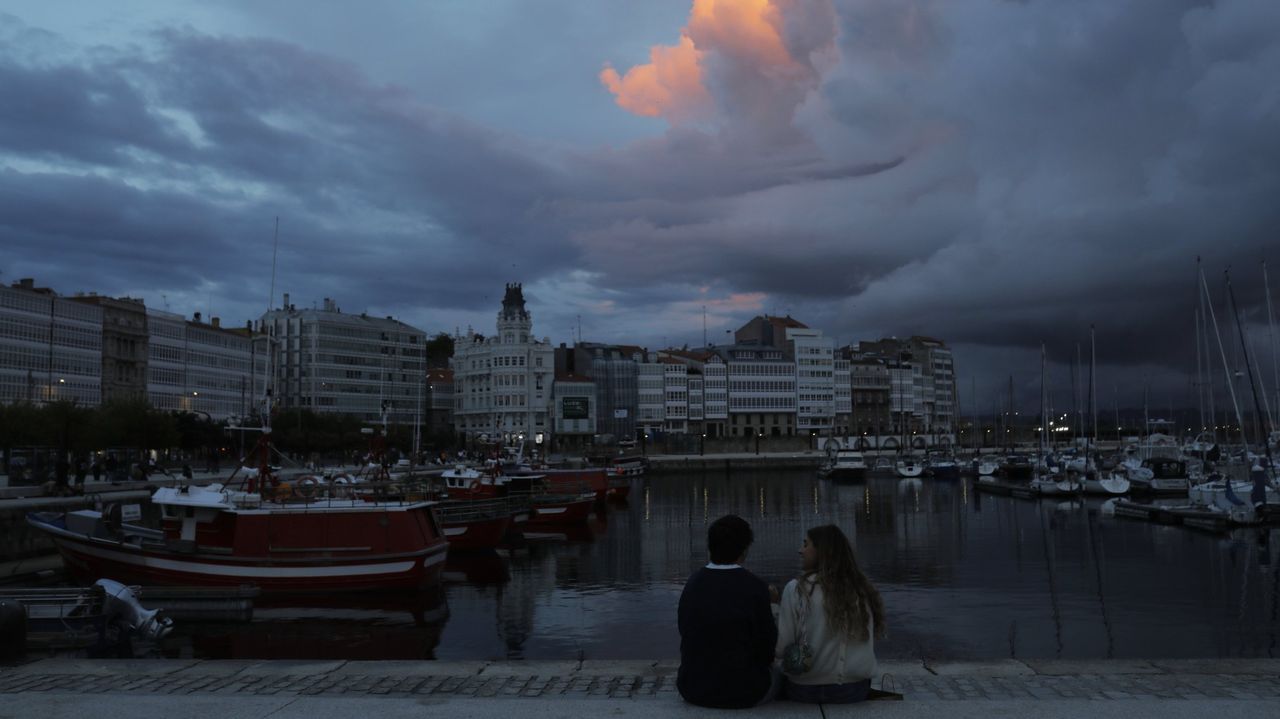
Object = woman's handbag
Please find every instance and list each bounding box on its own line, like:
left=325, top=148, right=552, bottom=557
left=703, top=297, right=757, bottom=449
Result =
left=780, top=586, right=814, bottom=675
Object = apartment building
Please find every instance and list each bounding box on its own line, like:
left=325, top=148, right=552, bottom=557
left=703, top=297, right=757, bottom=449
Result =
left=558, top=342, right=643, bottom=442
left=0, top=279, right=102, bottom=406
left=552, top=371, right=596, bottom=450
left=716, top=345, right=796, bottom=437
left=259, top=296, right=426, bottom=425
left=146, top=310, right=256, bottom=421
left=70, top=294, right=148, bottom=404
left=452, top=284, right=554, bottom=445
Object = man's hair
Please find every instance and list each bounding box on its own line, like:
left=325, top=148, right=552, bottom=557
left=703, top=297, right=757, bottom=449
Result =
left=707, top=514, right=753, bottom=565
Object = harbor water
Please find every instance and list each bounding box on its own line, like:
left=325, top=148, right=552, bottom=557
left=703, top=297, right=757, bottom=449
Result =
left=3, top=468, right=1278, bottom=660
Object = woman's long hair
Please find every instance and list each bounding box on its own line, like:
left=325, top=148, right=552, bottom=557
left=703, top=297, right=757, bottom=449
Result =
left=800, top=525, right=885, bottom=641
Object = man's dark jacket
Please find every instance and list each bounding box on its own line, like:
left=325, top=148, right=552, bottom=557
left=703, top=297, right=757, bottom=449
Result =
left=677, top=566, right=777, bottom=708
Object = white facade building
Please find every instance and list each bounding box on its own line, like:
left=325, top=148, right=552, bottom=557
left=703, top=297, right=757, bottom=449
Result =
left=636, top=360, right=665, bottom=436
left=834, top=356, right=851, bottom=435
left=0, top=279, right=102, bottom=406
left=661, top=359, right=688, bottom=433
left=452, top=284, right=554, bottom=445
left=259, top=297, right=425, bottom=424
left=719, top=346, right=796, bottom=437
left=786, top=327, right=835, bottom=435
left=147, top=310, right=256, bottom=421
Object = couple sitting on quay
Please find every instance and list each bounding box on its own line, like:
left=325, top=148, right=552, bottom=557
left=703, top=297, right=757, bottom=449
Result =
left=677, top=516, right=887, bottom=708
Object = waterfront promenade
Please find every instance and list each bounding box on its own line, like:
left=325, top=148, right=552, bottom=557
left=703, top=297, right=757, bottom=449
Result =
left=1, top=658, right=1277, bottom=717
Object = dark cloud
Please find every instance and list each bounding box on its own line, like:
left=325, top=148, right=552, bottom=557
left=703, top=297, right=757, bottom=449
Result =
left=2, top=2, right=1280, bottom=412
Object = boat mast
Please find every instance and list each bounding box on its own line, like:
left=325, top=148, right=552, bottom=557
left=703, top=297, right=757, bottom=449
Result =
left=1226, top=271, right=1275, bottom=475
left=1075, top=343, right=1083, bottom=445
left=1195, top=308, right=1205, bottom=437
left=1199, top=257, right=1218, bottom=443
left=1200, top=268, right=1249, bottom=456
left=1039, top=343, right=1047, bottom=470
left=1091, top=325, right=1098, bottom=467
left=1265, top=259, right=1279, bottom=433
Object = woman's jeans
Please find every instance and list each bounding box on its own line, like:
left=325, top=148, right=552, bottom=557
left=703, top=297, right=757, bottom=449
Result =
left=785, top=677, right=871, bottom=704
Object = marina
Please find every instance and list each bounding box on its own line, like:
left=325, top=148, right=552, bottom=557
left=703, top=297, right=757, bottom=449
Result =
left=4, top=467, right=1279, bottom=662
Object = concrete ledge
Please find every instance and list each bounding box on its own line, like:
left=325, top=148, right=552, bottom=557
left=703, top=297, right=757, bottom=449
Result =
left=236, top=660, right=349, bottom=676
left=1023, top=659, right=1162, bottom=675
left=177, top=660, right=263, bottom=677
left=8, top=658, right=200, bottom=676
left=1148, top=658, right=1280, bottom=675
left=478, top=661, right=578, bottom=677
left=877, top=660, right=934, bottom=677
left=927, top=660, right=1035, bottom=676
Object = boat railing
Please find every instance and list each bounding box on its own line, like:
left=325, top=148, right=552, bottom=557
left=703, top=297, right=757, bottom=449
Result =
left=432, top=498, right=513, bottom=523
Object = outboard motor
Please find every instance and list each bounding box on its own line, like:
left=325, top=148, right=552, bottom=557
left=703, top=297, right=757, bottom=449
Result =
left=94, top=578, right=173, bottom=641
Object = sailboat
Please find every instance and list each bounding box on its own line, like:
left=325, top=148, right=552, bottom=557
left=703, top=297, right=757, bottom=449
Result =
left=1185, top=267, right=1280, bottom=522
left=1030, top=344, right=1081, bottom=496
left=1079, top=327, right=1127, bottom=495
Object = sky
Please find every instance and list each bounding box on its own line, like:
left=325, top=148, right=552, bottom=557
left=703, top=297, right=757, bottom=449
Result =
left=2, top=0, right=1280, bottom=417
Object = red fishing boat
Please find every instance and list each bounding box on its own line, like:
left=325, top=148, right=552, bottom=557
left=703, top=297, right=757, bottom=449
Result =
left=432, top=499, right=513, bottom=551
left=27, top=433, right=449, bottom=594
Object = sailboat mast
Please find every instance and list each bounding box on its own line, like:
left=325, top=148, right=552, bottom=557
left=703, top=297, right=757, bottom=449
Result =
left=1091, top=325, right=1098, bottom=452
left=1195, top=308, right=1205, bottom=435
left=1040, top=343, right=1047, bottom=461
left=1199, top=257, right=1218, bottom=442
left=1200, top=268, right=1249, bottom=453
left=1266, top=260, right=1279, bottom=432
left=1226, top=272, right=1275, bottom=470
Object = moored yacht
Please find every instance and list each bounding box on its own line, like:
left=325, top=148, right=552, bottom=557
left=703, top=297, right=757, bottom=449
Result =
left=826, top=450, right=868, bottom=482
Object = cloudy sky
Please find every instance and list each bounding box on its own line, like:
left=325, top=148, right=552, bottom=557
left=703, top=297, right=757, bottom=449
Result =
left=2, top=0, right=1279, bottom=415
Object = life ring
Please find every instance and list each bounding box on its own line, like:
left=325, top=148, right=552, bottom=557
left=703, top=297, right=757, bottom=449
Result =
left=296, top=476, right=318, bottom=499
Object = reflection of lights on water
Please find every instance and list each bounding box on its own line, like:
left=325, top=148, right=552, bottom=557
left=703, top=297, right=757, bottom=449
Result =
left=644, top=486, right=650, bottom=521
left=759, top=486, right=765, bottom=517
left=864, top=487, right=871, bottom=516
left=813, top=484, right=819, bottom=515
left=703, top=486, right=708, bottom=522
left=914, top=487, right=921, bottom=513
left=961, top=480, right=968, bottom=505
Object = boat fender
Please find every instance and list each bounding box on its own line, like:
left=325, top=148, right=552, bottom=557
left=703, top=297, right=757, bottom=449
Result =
left=296, top=477, right=319, bottom=499
left=274, top=482, right=293, bottom=501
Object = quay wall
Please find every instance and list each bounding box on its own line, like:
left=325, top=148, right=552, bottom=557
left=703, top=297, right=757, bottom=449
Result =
left=647, top=453, right=824, bottom=474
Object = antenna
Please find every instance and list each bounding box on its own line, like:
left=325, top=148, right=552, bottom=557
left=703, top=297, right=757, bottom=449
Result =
left=160, top=293, right=170, bottom=311
left=703, top=305, right=707, bottom=348
left=267, top=217, right=279, bottom=314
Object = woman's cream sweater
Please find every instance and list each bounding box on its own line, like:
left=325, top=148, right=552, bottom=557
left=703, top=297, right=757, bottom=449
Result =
left=775, top=578, right=877, bottom=686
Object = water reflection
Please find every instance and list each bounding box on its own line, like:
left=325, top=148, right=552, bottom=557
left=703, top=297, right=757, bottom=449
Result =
left=6, top=470, right=1280, bottom=660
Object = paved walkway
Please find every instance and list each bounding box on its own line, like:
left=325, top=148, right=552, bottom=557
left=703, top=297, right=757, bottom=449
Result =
left=1, top=658, right=1277, bottom=717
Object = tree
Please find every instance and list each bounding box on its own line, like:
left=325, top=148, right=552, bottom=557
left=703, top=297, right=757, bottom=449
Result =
left=425, top=333, right=454, bottom=369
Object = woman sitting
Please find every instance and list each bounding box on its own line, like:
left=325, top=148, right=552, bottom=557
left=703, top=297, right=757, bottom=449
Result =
left=776, top=524, right=885, bottom=703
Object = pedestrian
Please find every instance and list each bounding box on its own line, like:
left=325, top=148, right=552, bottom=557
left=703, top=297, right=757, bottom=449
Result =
left=91, top=456, right=102, bottom=484
left=73, top=458, right=88, bottom=488
left=105, top=453, right=119, bottom=482
left=776, top=525, right=885, bottom=704
left=677, top=514, right=780, bottom=708
left=181, top=464, right=193, bottom=480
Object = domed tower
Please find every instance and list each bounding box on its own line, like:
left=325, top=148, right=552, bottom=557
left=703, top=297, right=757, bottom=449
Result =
left=497, top=283, right=532, bottom=344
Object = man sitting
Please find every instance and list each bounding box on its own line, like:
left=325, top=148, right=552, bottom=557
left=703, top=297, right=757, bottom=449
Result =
left=677, top=514, right=779, bottom=708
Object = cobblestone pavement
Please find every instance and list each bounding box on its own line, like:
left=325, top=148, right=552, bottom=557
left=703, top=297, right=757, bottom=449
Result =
left=2, top=659, right=1278, bottom=702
